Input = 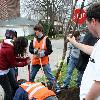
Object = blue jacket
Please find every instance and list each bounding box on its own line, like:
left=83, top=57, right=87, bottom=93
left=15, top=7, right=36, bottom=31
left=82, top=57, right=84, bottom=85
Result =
left=13, top=87, right=35, bottom=100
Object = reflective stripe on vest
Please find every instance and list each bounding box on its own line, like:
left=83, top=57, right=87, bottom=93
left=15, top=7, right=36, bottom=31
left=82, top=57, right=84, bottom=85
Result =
left=33, top=36, right=47, bottom=50
left=26, top=83, right=41, bottom=92
left=29, top=85, right=45, bottom=99
left=42, top=36, right=46, bottom=49
left=33, top=37, right=36, bottom=47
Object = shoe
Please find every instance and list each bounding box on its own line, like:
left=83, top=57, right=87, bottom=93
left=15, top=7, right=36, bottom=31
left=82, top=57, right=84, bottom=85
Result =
left=60, top=84, right=68, bottom=89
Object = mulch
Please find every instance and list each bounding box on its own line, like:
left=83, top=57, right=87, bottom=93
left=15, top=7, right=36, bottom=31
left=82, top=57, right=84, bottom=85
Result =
left=57, top=87, right=80, bottom=100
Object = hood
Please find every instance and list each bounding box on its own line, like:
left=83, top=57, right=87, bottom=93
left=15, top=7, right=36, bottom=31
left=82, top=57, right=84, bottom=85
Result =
left=1, top=40, right=13, bottom=48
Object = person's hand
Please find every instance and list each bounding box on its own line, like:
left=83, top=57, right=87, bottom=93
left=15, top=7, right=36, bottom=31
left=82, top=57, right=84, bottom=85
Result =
left=38, top=50, right=45, bottom=57
left=67, top=35, right=76, bottom=44
left=34, top=48, right=38, bottom=54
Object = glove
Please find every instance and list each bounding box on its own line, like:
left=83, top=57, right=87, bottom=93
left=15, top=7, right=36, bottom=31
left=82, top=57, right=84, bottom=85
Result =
left=38, top=50, right=45, bottom=57
left=34, top=48, right=38, bottom=54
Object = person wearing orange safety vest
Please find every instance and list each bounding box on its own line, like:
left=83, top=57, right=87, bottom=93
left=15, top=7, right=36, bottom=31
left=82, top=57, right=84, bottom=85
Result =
left=29, top=24, right=60, bottom=94
left=13, top=80, right=58, bottom=100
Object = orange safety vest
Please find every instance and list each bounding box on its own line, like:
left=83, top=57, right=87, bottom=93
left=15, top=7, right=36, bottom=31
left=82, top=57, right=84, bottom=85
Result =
left=32, top=36, right=49, bottom=65
left=20, top=82, right=56, bottom=100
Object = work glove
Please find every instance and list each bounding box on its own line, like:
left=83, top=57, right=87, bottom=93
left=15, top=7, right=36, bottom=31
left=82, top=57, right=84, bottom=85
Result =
left=34, top=48, right=38, bottom=54
left=38, top=50, right=45, bottom=57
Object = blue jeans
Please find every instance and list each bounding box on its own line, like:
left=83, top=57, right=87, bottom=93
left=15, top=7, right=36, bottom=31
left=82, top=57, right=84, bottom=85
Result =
left=30, top=64, right=55, bottom=84
left=76, top=71, right=84, bottom=87
left=13, top=87, right=28, bottom=100
left=30, top=64, right=60, bottom=92
left=63, top=56, right=82, bottom=87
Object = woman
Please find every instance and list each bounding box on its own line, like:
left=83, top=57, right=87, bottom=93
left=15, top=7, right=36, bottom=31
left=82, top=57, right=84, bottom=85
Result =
left=0, top=37, right=30, bottom=100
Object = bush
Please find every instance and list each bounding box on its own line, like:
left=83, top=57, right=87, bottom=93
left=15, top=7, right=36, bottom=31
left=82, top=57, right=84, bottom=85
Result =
left=25, top=35, right=34, bottom=40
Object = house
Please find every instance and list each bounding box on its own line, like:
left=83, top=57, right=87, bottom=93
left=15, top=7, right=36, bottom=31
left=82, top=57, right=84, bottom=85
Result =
left=0, top=17, right=38, bottom=38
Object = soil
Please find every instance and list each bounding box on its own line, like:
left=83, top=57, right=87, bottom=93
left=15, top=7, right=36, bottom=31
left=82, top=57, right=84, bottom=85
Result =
left=57, top=87, right=80, bottom=100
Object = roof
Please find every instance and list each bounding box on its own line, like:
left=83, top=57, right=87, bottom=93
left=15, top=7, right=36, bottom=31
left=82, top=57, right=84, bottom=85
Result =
left=0, top=17, right=38, bottom=27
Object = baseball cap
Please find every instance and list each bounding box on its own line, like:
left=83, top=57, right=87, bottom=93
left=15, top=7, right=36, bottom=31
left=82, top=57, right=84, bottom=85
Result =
left=5, top=30, right=17, bottom=39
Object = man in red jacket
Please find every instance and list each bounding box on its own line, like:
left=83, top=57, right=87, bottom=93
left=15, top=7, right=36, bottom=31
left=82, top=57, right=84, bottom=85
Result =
left=5, top=30, right=18, bottom=81
left=0, top=36, right=31, bottom=100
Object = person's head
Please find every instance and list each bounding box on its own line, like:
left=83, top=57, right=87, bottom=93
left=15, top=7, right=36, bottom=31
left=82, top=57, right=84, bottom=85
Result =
left=34, top=24, right=44, bottom=37
left=13, top=37, right=28, bottom=56
left=86, top=2, right=100, bottom=37
left=5, top=30, right=17, bottom=40
left=17, top=79, right=27, bottom=85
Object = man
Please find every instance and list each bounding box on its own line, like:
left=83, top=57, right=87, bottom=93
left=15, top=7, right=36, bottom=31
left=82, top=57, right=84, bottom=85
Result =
left=29, top=24, right=60, bottom=93
left=5, top=30, right=18, bottom=80
left=76, top=32, right=98, bottom=82
left=0, top=36, right=30, bottom=100
left=61, top=31, right=83, bottom=89
left=67, top=2, right=100, bottom=100
left=13, top=79, right=58, bottom=100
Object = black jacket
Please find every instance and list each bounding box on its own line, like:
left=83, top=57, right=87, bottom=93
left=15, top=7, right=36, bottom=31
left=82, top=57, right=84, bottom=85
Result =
left=76, top=33, right=98, bottom=71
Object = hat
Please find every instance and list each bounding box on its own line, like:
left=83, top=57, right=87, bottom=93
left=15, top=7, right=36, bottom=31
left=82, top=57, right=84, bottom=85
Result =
left=5, top=30, right=17, bottom=39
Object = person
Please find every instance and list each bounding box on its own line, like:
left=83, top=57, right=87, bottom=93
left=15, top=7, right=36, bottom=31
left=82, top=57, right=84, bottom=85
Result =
left=13, top=79, right=58, bottom=100
left=0, top=36, right=31, bottom=100
left=67, top=2, right=100, bottom=100
left=76, top=32, right=98, bottom=82
left=5, top=29, right=18, bottom=81
left=29, top=24, right=60, bottom=93
left=61, top=31, right=84, bottom=89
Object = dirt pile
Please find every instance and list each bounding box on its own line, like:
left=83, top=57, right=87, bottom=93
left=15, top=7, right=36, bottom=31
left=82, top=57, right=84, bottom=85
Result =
left=58, top=87, right=80, bottom=100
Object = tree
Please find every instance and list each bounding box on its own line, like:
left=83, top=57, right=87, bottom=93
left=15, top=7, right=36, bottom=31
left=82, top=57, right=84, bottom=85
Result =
left=20, top=0, right=73, bottom=36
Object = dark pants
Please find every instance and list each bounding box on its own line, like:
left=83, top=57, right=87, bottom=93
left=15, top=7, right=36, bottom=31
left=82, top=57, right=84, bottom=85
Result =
left=10, top=68, right=18, bottom=81
left=0, top=71, right=19, bottom=100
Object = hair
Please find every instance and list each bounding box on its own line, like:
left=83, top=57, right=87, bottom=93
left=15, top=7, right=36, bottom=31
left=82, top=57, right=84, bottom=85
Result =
left=17, top=79, right=27, bottom=85
left=13, top=37, right=28, bottom=56
left=34, top=24, right=44, bottom=32
left=72, top=31, right=80, bottom=38
left=86, top=2, right=100, bottom=22
left=5, top=30, right=17, bottom=39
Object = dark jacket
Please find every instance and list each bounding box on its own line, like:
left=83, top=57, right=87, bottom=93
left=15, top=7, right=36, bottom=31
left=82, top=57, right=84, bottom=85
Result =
left=0, top=41, right=28, bottom=70
left=29, top=35, right=53, bottom=56
left=76, top=33, right=98, bottom=71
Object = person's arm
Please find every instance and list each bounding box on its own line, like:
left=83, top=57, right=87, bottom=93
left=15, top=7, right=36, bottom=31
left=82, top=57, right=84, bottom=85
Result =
left=29, top=40, right=34, bottom=54
left=67, top=36, right=93, bottom=55
left=45, top=37, right=53, bottom=56
left=13, top=87, right=28, bottom=100
left=85, top=81, right=100, bottom=100
left=6, top=48, right=30, bottom=67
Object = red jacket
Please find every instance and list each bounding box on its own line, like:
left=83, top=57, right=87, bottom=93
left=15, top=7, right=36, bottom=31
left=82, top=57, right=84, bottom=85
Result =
left=0, top=41, right=28, bottom=70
